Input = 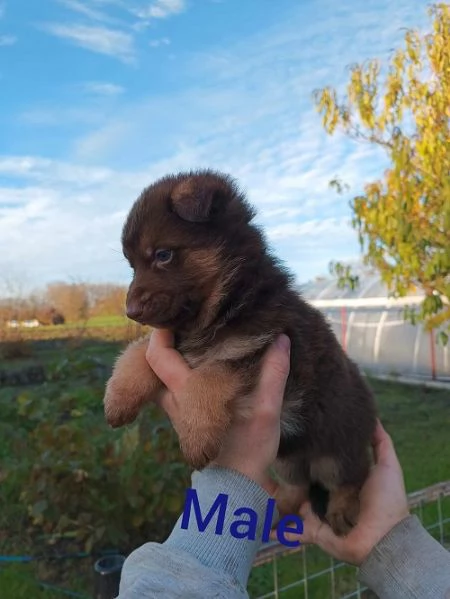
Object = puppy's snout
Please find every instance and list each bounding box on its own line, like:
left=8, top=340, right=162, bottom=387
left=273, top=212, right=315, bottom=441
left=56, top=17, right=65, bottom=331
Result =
left=126, top=300, right=143, bottom=320
left=126, top=291, right=173, bottom=324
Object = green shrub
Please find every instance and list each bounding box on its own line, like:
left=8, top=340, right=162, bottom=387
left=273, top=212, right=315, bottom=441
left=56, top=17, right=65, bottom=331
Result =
left=45, top=354, right=109, bottom=383
left=15, top=388, right=190, bottom=553
left=0, top=338, right=33, bottom=360
left=0, top=565, right=63, bottom=599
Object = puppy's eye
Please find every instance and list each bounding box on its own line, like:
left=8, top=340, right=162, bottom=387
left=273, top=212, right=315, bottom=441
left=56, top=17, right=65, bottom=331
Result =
left=155, top=249, right=173, bottom=264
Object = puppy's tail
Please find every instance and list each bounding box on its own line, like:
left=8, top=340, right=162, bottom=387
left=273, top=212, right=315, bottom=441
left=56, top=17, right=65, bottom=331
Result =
left=309, top=482, right=329, bottom=521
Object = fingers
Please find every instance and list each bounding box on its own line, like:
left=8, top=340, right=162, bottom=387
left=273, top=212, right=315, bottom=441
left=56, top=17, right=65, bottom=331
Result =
left=372, top=419, right=388, bottom=447
left=270, top=501, right=318, bottom=544
left=372, top=419, right=400, bottom=468
left=293, top=502, right=322, bottom=544
left=270, top=501, right=346, bottom=560
left=255, top=335, right=291, bottom=418
left=146, top=331, right=290, bottom=444
left=146, top=329, right=191, bottom=395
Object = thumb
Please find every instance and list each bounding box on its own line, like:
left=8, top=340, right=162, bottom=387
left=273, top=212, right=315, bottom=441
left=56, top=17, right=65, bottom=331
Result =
left=256, top=335, right=291, bottom=412
left=271, top=502, right=347, bottom=561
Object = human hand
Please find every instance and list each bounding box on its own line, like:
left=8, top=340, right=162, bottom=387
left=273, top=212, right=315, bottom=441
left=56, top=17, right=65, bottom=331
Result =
left=275, top=420, right=410, bottom=565
left=145, top=330, right=291, bottom=492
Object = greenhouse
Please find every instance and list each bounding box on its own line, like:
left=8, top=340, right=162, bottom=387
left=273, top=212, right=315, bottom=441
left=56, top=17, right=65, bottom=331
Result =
left=299, top=272, right=449, bottom=382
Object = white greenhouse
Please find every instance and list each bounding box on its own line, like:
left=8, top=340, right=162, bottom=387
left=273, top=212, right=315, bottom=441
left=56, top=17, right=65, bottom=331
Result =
left=299, top=273, right=449, bottom=382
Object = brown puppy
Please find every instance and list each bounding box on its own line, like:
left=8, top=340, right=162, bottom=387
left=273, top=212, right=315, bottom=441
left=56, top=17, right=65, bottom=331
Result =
left=104, top=170, right=377, bottom=536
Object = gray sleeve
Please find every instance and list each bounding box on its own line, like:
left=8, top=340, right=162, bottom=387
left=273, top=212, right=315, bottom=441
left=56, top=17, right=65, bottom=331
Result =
left=117, top=466, right=276, bottom=598
left=359, top=514, right=450, bottom=598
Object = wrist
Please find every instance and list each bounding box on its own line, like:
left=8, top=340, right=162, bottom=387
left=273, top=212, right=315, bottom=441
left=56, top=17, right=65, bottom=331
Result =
left=166, top=465, right=275, bottom=588
left=213, top=458, right=268, bottom=488
left=350, top=512, right=410, bottom=565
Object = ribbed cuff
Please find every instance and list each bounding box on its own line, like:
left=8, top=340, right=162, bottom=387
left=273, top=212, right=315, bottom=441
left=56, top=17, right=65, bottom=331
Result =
left=359, top=514, right=450, bottom=598
left=164, top=466, right=277, bottom=589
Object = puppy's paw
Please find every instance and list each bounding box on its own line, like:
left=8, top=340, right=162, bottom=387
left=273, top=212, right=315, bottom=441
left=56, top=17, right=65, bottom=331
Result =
left=325, top=486, right=360, bottom=536
left=180, top=430, right=221, bottom=471
left=104, top=378, right=141, bottom=428
left=326, top=508, right=357, bottom=536
left=274, top=483, right=308, bottom=519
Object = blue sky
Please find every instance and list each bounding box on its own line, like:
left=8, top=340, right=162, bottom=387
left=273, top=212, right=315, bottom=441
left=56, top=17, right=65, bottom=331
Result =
left=0, top=0, right=431, bottom=293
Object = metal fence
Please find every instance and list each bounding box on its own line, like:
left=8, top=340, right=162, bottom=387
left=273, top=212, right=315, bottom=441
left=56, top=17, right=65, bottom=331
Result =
left=249, top=481, right=450, bottom=599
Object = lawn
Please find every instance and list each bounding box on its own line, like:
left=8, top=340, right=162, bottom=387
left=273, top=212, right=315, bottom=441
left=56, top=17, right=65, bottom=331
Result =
left=0, top=332, right=449, bottom=598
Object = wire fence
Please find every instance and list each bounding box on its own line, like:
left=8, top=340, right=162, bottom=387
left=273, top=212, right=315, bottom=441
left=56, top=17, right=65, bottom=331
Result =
left=249, top=480, right=450, bottom=599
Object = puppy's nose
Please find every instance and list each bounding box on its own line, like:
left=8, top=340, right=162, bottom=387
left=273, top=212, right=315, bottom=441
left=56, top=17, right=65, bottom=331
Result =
left=126, top=300, right=143, bottom=320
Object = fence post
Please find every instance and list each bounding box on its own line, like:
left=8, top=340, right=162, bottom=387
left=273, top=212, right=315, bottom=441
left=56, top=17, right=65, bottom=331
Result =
left=341, top=307, right=347, bottom=353
left=429, top=329, right=436, bottom=380
left=94, top=554, right=126, bottom=599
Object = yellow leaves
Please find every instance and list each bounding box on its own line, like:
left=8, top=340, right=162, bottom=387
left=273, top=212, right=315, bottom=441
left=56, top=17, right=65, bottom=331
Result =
left=313, top=3, right=450, bottom=146
left=392, top=49, right=405, bottom=74
left=347, top=61, right=379, bottom=131
left=314, top=3, right=450, bottom=331
left=427, top=307, right=450, bottom=330
left=404, top=30, right=422, bottom=65
left=313, top=87, right=340, bottom=134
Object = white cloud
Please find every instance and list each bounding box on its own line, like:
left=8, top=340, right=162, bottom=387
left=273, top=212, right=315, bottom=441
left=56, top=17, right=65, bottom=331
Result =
left=57, top=0, right=113, bottom=23
left=20, top=106, right=107, bottom=126
left=0, top=186, right=59, bottom=207
left=48, top=0, right=187, bottom=51
left=82, top=81, right=125, bottom=95
left=267, top=218, right=350, bottom=241
left=149, top=37, right=170, bottom=47
left=0, top=34, right=16, bottom=46
left=0, top=150, right=363, bottom=289
left=3, top=0, right=433, bottom=288
left=0, top=156, right=51, bottom=177
left=0, top=156, right=113, bottom=187
left=0, top=174, right=137, bottom=287
left=41, top=23, right=135, bottom=63
left=132, top=0, right=185, bottom=19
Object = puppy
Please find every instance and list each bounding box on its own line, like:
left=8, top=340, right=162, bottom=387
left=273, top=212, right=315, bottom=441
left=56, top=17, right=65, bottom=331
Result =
left=104, top=170, right=377, bottom=536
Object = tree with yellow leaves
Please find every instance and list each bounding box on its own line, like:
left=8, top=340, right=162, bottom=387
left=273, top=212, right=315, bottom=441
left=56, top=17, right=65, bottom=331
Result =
left=313, top=3, right=450, bottom=343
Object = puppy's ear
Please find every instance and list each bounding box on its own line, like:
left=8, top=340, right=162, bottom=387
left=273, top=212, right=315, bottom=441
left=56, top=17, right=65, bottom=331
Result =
left=170, top=178, right=222, bottom=223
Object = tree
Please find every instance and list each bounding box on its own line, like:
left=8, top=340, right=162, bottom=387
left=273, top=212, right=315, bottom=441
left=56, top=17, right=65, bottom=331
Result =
left=45, top=282, right=90, bottom=323
left=88, top=283, right=127, bottom=317
left=313, top=3, right=450, bottom=343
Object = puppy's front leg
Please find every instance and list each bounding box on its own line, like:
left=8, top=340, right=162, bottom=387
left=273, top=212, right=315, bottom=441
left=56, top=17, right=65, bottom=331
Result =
left=104, top=336, right=163, bottom=427
left=176, top=363, right=243, bottom=471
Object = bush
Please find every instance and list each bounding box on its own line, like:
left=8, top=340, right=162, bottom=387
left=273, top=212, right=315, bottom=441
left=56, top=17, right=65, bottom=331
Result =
left=46, top=354, right=109, bottom=383
left=14, top=387, right=190, bottom=553
left=0, top=338, right=33, bottom=360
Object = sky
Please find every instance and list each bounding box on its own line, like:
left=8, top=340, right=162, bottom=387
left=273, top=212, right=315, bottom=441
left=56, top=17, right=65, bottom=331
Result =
left=0, top=0, right=432, bottom=294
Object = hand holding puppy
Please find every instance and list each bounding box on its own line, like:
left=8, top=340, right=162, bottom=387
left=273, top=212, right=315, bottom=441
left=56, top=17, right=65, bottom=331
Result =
left=273, top=421, right=410, bottom=565
left=146, top=329, right=291, bottom=491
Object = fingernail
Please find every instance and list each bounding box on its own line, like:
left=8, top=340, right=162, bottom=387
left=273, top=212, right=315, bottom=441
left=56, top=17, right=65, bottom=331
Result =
left=276, top=334, right=291, bottom=353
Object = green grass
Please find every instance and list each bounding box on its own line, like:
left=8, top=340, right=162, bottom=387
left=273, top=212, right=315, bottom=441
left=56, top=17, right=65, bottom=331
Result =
left=1, top=335, right=449, bottom=599
left=85, top=315, right=129, bottom=327
left=0, top=567, right=63, bottom=599
left=372, top=378, right=450, bottom=491
left=30, top=315, right=128, bottom=330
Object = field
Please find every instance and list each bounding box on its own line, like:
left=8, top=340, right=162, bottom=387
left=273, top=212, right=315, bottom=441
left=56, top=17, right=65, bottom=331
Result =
left=0, top=329, right=449, bottom=598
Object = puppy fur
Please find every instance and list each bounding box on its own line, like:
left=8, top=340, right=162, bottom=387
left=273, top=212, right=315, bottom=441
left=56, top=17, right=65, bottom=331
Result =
left=104, top=170, right=377, bottom=536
